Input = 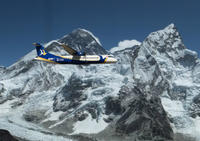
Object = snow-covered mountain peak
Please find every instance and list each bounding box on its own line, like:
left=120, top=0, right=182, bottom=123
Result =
left=58, top=28, right=107, bottom=55
left=164, top=23, right=175, bottom=30
left=0, top=66, right=6, bottom=76
left=143, top=24, right=198, bottom=68
left=130, top=24, right=200, bottom=140
left=1, top=25, right=200, bottom=141
left=140, top=23, right=187, bottom=63
left=77, top=28, right=102, bottom=46
left=132, top=24, right=198, bottom=86
left=7, top=29, right=105, bottom=69
left=143, top=23, right=183, bottom=48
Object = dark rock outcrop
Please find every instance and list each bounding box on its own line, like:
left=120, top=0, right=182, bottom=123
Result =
left=0, top=129, right=18, bottom=141
left=115, top=86, right=173, bottom=140
left=58, top=29, right=107, bottom=55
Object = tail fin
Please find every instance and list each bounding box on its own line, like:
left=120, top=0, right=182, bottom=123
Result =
left=33, top=43, right=48, bottom=56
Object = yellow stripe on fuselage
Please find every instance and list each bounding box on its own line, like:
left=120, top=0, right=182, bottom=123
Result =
left=37, top=57, right=58, bottom=64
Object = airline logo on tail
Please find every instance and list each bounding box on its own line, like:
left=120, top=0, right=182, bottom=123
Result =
left=40, top=50, right=47, bottom=56
left=33, top=43, right=48, bottom=56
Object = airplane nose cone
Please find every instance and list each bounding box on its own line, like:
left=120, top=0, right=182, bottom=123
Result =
left=106, top=58, right=117, bottom=63
left=112, top=58, right=117, bottom=63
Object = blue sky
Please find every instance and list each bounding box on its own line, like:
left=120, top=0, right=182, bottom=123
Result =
left=0, top=0, right=199, bottom=66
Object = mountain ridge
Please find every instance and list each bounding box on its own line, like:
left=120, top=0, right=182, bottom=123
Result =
left=0, top=24, right=199, bottom=141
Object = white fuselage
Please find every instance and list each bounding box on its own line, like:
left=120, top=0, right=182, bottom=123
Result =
left=60, top=55, right=117, bottom=63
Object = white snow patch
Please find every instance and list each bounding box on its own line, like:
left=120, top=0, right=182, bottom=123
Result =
left=173, top=116, right=200, bottom=141
left=174, top=78, right=193, bottom=87
left=0, top=117, right=72, bottom=141
left=72, top=113, right=108, bottom=134
left=45, top=111, right=63, bottom=122
left=161, top=97, right=185, bottom=117
left=0, top=99, right=72, bottom=141
left=161, top=97, right=200, bottom=140
left=21, top=50, right=36, bottom=62
left=110, top=39, right=141, bottom=53
left=173, top=71, right=193, bottom=87
left=0, top=99, right=18, bottom=116
left=191, top=117, right=200, bottom=140
left=44, top=40, right=58, bottom=48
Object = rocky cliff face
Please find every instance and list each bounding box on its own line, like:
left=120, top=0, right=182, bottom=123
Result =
left=0, top=25, right=199, bottom=141
left=0, top=129, right=19, bottom=141
left=58, top=29, right=107, bottom=55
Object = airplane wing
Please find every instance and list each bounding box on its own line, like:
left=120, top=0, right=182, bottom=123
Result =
left=58, top=43, right=78, bottom=55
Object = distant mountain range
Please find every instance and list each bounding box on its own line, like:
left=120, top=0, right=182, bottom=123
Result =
left=0, top=24, right=199, bottom=141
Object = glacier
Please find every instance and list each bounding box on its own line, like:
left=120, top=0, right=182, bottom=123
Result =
left=0, top=24, right=199, bottom=141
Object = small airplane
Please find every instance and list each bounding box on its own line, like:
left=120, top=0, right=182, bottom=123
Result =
left=33, top=43, right=117, bottom=64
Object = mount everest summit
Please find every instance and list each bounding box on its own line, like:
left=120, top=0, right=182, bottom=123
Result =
left=0, top=24, right=200, bottom=141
